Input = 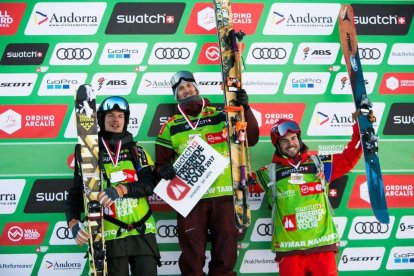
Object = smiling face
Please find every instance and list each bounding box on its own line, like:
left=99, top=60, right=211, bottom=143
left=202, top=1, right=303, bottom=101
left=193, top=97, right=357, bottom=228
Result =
left=278, top=132, right=301, bottom=158
left=104, top=110, right=125, bottom=133
left=176, top=81, right=198, bottom=101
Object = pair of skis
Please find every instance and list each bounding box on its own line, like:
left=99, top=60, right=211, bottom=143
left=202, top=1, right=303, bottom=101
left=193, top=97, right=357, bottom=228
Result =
left=339, top=5, right=389, bottom=223
left=212, top=2, right=389, bottom=226
left=75, top=84, right=107, bottom=275
left=213, top=0, right=252, bottom=232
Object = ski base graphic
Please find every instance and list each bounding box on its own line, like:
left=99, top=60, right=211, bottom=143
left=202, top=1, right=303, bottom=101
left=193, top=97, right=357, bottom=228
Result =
left=213, top=0, right=251, bottom=232
left=338, top=4, right=389, bottom=224
left=75, top=84, right=108, bottom=275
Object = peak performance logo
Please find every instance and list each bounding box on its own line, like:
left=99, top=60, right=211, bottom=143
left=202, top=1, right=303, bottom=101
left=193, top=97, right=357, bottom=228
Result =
left=106, top=3, right=185, bottom=34
left=353, top=4, right=414, bottom=35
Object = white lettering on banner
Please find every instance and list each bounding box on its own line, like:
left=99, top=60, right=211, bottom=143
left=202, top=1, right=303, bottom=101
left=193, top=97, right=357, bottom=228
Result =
left=295, top=203, right=325, bottom=230
left=115, top=198, right=138, bottom=217
left=154, top=136, right=229, bottom=217
left=279, top=233, right=338, bottom=248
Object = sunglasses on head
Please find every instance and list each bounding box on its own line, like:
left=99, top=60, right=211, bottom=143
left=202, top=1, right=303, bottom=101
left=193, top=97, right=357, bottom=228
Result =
left=273, top=120, right=300, bottom=136
left=100, top=97, right=129, bottom=112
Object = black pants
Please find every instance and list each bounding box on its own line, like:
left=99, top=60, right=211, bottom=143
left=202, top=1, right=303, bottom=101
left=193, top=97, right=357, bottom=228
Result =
left=177, top=197, right=238, bottom=276
left=105, top=234, right=159, bottom=276
left=107, top=255, right=158, bottom=276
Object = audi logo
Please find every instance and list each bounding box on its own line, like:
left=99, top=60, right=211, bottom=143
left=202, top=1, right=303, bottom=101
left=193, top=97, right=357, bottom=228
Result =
left=256, top=223, right=272, bottom=236
left=252, top=47, right=287, bottom=59
left=358, top=48, right=381, bottom=60
left=56, top=226, right=74, bottom=239
left=157, top=225, right=178, bottom=238
left=56, top=48, right=93, bottom=60
left=354, top=221, right=389, bottom=234
left=155, top=47, right=190, bottom=59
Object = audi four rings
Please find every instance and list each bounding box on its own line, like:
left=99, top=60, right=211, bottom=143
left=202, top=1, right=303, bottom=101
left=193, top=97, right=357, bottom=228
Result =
left=155, top=47, right=190, bottom=59
left=56, top=48, right=93, bottom=60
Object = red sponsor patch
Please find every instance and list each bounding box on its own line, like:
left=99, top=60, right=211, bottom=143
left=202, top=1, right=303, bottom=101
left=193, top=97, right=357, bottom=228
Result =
left=0, top=105, right=68, bottom=138
left=0, top=3, right=26, bottom=35
left=249, top=103, right=306, bottom=136
left=0, top=222, right=48, bottom=245
left=185, top=3, right=263, bottom=35
left=348, top=174, right=414, bottom=208
left=300, top=182, right=323, bottom=196
left=166, top=177, right=191, bottom=201
left=205, top=131, right=226, bottom=145
left=198, top=43, right=220, bottom=64
left=282, top=214, right=297, bottom=231
left=379, top=73, right=414, bottom=94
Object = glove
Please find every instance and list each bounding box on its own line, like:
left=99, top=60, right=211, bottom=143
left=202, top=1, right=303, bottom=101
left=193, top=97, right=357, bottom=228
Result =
left=97, top=184, right=128, bottom=207
left=236, top=89, right=249, bottom=109
left=69, top=219, right=89, bottom=246
left=159, top=163, right=176, bottom=180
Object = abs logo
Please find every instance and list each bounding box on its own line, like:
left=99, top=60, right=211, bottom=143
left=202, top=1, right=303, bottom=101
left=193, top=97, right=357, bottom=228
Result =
left=352, top=4, right=414, bottom=35
left=91, top=73, right=136, bottom=95
left=148, top=42, right=196, bottom=65
left=294, top=43, right=339, bottom=65
left=106, top=3, right=185, bottom=34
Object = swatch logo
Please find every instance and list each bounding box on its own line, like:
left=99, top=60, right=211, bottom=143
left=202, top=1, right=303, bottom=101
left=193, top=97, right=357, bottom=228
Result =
left=0, top=43, right=48, bottom=65
left=352, top=4, right=414, bottom=35
left=383, top=103, right=414, bottom=135
left=106, top=3, right=185, bottom=34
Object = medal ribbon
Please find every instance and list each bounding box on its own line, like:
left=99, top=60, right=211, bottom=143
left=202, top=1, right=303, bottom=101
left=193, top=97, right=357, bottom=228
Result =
left=101, top=138, right=122, bottom=167
left=177, top=98, right=205, bottom=131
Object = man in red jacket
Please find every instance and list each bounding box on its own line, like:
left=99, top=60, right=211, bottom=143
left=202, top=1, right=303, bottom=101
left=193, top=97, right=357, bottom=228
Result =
left=254, top=117, right=362, bottom=276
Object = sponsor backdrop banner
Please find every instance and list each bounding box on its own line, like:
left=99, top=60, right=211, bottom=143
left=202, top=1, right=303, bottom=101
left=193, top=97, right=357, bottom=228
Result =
left=0, top=0, right=413, bottom=275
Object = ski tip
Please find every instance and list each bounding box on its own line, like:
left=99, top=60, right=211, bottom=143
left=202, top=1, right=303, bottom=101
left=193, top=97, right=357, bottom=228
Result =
left=373, top=209, right=390, bottom=224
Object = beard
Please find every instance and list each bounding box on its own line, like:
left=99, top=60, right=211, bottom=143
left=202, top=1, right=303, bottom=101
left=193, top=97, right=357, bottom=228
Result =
left=179, top=95, right=203, bottom=117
